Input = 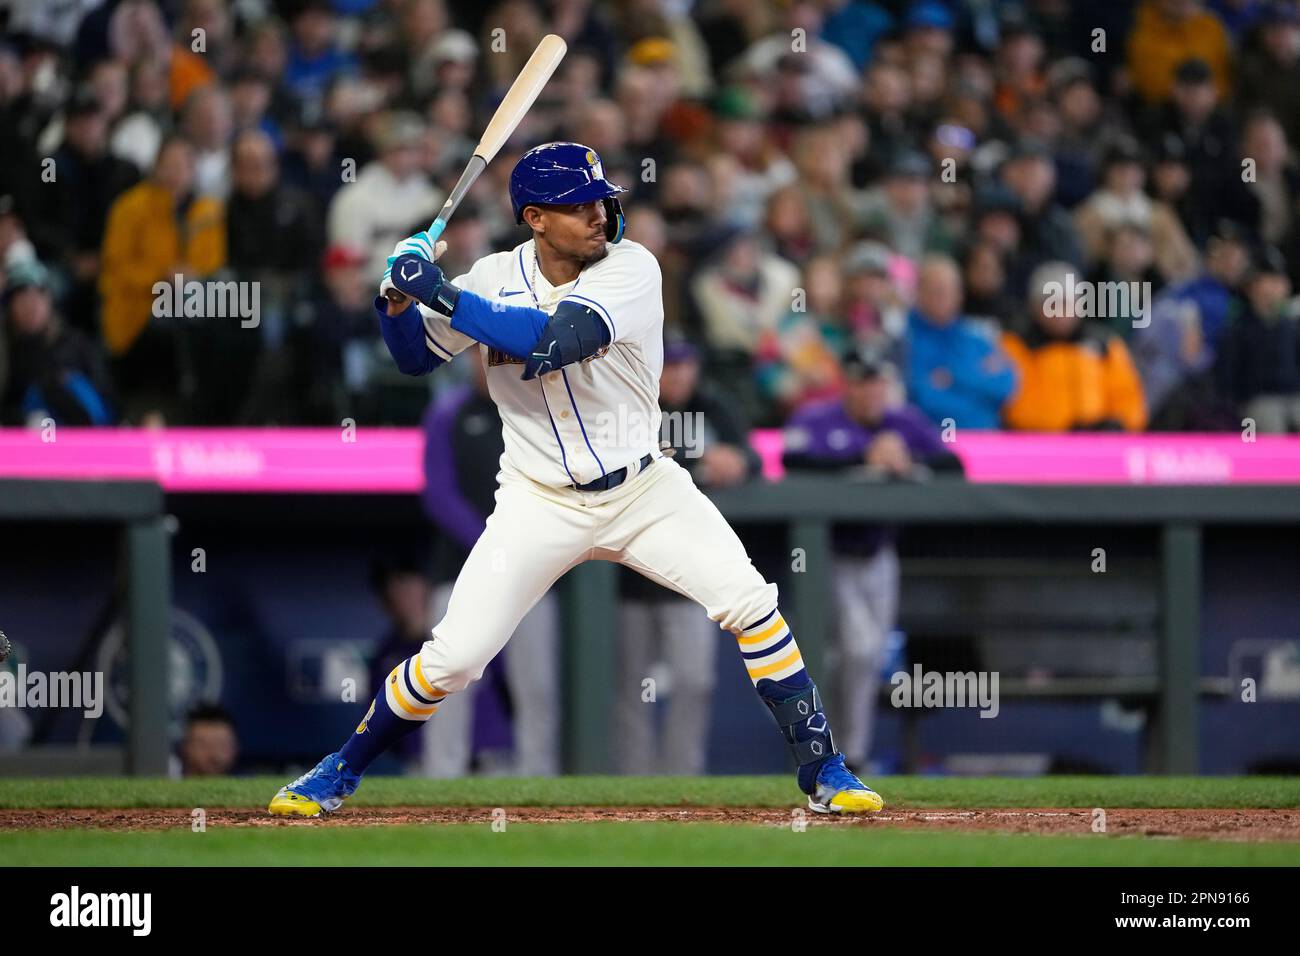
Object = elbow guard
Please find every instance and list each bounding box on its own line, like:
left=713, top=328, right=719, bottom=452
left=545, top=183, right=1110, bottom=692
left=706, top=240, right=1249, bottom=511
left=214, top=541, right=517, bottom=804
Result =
left=522, top=300, right=612, bottom=381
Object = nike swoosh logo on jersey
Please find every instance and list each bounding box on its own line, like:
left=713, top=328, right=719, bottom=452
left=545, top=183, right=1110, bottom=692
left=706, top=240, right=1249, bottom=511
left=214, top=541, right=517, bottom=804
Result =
left=498, top=287, right=526, bottom=297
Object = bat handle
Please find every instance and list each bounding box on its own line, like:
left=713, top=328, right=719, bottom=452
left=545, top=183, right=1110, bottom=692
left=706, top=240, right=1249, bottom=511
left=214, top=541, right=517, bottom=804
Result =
left=386, top=157, right=484, bottom=304
left=425, top=154, right=487, bottom=243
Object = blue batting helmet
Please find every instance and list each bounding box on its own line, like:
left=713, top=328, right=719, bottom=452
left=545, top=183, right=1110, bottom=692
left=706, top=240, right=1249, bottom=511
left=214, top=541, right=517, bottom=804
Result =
left=509, top=142, right=627, bottom=243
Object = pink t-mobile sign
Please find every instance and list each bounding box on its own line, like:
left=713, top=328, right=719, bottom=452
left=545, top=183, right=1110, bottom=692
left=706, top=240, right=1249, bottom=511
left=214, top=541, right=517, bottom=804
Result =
left=1, top=428, right=1298, bottom=491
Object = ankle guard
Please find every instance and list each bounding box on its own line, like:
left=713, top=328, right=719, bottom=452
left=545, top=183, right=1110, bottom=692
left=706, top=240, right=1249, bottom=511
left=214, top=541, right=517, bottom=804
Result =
left=758, top=679, right=836, bottom=794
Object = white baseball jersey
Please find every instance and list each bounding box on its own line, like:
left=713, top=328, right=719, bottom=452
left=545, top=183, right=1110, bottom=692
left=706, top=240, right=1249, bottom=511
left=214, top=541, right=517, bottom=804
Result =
left=418, top=237, right=665, bottom=488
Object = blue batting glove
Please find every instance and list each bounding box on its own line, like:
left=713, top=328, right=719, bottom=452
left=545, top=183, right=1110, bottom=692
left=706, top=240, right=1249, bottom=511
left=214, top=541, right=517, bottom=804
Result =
left=389, top=253, right=446, bottom=309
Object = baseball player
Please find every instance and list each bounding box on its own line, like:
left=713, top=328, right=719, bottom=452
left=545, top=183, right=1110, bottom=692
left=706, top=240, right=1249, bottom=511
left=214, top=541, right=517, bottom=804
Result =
left=269, top=142, right=884, bottom=816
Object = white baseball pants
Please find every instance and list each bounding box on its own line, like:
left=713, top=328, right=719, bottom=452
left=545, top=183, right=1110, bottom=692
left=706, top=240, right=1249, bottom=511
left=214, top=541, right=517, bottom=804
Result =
left=417, top=456, right=778, bottom=697
left=418, top=584, right=560, bottom=778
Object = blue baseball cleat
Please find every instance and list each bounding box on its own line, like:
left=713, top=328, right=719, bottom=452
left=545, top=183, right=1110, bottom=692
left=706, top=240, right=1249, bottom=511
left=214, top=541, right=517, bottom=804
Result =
left=808, top=753, right=885, bottom=814
left=268, top=752, right=362, bottom=817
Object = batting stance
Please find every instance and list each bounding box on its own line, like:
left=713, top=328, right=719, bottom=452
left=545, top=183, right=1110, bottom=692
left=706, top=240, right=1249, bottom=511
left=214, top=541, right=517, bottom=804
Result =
left=269, top=143, right=884, bottom=815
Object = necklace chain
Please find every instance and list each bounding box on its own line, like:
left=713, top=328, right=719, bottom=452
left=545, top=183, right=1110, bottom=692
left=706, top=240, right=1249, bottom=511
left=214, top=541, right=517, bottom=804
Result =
left=530, top=244, right=583, bottom=309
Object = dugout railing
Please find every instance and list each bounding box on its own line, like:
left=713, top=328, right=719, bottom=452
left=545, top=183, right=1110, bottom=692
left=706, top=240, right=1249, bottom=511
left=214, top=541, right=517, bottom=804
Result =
left=565, top=481, right=1300, bottom=775
left=0, top=479, right=171, bottom=775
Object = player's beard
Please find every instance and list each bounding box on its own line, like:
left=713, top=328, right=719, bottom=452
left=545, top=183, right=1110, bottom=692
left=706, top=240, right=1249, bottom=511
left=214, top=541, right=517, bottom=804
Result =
left=579, top=240, right=609, bottom=265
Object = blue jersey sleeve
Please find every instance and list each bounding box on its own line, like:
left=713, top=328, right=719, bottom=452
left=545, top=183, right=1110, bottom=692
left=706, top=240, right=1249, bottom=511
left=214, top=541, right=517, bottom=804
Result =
left=375, top=296, right=446, bottom=376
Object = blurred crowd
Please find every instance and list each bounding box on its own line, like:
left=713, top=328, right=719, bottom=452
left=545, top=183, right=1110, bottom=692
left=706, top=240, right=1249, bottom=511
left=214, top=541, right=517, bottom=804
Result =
left=2, top=0, right=1300, bottom=433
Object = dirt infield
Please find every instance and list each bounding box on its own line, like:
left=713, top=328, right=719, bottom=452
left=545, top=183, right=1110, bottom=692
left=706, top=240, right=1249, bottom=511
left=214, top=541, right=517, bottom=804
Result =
left=2, top=806, right=1298, bottom=841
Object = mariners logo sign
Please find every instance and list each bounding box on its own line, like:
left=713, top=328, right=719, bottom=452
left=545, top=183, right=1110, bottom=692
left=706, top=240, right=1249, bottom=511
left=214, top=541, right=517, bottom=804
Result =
left=97, top=607, right=223, bottom=735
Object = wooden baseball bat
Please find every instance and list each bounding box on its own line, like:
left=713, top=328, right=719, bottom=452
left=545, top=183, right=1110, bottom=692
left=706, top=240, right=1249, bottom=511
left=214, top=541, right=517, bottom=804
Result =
left=385, top=34, right=567, bottom=303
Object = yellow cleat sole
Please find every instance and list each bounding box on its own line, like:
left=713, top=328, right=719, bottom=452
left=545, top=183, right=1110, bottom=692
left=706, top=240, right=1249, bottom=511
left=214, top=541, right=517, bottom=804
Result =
left=268, top=792, right=325, bottom=817
left=827, top=789, right=886, bottom=814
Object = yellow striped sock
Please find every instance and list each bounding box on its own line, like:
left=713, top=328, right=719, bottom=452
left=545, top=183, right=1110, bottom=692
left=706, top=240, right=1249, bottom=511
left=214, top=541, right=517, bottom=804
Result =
left=737, top=610, right=806, bottom=686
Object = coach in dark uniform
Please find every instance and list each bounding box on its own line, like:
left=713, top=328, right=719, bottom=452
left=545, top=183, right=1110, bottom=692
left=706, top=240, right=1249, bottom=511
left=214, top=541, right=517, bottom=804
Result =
left=783, top=347, right=962, bottom=768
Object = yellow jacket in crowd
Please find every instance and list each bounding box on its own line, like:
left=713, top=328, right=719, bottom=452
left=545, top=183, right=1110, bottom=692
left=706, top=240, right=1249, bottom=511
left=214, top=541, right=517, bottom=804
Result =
left=99, top=181, right=226, bottom=355
left=1127, top=0, right=1232, bottom=104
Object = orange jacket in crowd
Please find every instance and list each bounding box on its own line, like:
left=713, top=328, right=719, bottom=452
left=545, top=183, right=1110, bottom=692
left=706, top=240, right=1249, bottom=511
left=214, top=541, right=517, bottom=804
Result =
left=99, top=182, right=226, bottom=355
left=170, top=45, right=215, bottom=110
left=1126, top=0, right=1232, bottom=104
left=1001, top=324, right=1148, bottom=432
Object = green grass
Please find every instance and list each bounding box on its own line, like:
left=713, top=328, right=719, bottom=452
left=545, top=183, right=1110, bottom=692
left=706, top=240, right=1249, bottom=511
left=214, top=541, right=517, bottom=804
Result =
left=2, top=774, right=1300, bottom=810
left=4, top=776, right=1299, bottom=866
left=5, top=822, right=1300, bottom=867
